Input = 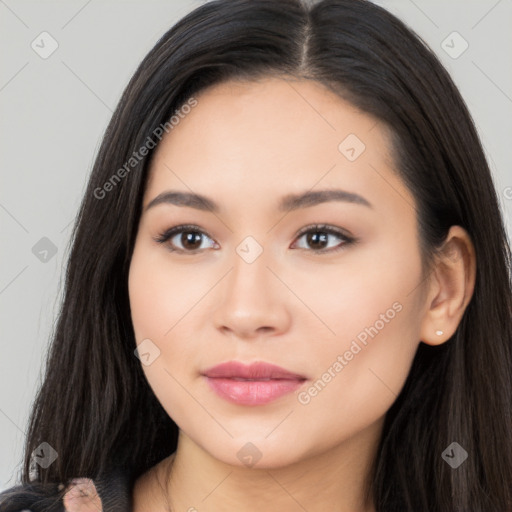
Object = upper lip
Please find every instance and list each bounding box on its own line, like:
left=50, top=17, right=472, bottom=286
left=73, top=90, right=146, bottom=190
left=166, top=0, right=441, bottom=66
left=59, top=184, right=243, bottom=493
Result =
left=202, top=361, right=307, bottom=380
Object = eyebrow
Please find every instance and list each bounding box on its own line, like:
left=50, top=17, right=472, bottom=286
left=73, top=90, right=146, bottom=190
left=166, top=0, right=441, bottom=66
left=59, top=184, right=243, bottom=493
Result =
left=145, top=188, right=372, bottom=213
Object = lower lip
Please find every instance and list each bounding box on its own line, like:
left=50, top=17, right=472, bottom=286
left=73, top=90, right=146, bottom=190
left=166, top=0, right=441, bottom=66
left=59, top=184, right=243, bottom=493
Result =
left=204, top=376, right=305, bottom=405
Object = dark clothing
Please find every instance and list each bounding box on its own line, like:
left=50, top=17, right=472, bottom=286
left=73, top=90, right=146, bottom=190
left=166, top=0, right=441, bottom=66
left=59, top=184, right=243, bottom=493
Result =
left=0, top=468, right=132, bottom=512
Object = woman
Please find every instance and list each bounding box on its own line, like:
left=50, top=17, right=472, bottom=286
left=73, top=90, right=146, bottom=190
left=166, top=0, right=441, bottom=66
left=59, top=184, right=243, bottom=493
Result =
left=1, top=0, right=511, bottom=510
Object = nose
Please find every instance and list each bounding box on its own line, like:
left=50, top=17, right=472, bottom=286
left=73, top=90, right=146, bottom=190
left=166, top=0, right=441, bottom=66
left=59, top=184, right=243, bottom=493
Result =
left=212, top=249, right=292, bottom=340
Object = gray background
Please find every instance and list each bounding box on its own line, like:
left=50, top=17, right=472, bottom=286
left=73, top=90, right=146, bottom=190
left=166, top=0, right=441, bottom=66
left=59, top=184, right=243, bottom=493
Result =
left=1, top=0, right=511, bottom=491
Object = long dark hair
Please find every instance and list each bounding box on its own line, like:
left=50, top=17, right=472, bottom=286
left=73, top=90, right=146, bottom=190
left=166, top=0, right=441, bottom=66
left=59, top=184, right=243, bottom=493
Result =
left=2, top=0, right=511, bottom=510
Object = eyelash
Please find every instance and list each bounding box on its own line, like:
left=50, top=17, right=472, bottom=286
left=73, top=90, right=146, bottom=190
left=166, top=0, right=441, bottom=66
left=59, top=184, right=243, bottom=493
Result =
left=154, top=223, right=356, bottom=255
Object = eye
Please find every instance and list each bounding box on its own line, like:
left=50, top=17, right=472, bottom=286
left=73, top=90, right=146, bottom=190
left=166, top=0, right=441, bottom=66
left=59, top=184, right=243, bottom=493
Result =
left=154, top=223, right=356, bottom=254
left=291, top=224, right=355, bottom=254
left=154, top=224, right=218, bottom=253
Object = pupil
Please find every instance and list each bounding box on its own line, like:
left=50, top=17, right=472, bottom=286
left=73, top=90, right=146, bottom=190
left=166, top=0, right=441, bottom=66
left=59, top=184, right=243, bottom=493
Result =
left=182, top=231, right=202, bottom=249
left=179, top=231, right=330, bottom=251
left=307, top=232, right=327, bottom=249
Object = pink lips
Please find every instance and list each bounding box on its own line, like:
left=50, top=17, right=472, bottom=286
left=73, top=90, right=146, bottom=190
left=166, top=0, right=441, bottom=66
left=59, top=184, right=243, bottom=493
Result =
left=202, top=361, right=307, bottom=406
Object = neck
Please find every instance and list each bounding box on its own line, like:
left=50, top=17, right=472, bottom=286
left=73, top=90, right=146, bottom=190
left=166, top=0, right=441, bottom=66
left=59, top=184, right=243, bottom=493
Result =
left=149, top=420, right=382, bottom=512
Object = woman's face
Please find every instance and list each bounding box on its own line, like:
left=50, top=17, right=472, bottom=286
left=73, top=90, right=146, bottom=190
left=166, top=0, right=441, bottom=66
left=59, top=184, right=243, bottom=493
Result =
left=128, top=77, right=428, bottom=468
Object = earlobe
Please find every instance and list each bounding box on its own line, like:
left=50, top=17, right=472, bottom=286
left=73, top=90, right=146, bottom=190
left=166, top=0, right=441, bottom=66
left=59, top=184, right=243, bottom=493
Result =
left=420, top=225, right=476, bottom=346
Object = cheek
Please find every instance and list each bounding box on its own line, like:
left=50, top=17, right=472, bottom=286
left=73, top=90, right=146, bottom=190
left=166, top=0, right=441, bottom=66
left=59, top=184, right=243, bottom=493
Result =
left=128, top=242, right=203, bottom=427
left=128, top=238, right=217, bottom=373
left=128, top=240, right=206, bottom=342
left=291, top=223, right=423, bottom=352
left=295, top=305, right=419, bottom=456
left=294, top=235, right=424, bottom=438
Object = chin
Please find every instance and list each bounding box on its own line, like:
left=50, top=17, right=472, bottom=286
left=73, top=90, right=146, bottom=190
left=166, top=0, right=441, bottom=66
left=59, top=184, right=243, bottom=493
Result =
left=196, top=434, right=310, bottom=470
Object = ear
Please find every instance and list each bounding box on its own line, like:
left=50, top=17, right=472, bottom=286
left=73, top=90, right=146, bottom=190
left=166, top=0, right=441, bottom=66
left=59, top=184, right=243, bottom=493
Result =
left=420, top=225, right=477, bottom=346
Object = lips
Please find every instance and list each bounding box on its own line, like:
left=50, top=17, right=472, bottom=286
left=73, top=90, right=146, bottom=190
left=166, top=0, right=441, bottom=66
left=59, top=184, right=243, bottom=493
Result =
left=202, top=361, right=307, bottom=406
left=202, top=361, right=307, bottom=380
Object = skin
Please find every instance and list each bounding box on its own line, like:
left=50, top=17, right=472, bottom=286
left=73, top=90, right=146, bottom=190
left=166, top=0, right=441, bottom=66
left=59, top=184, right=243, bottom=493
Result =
left=127, top=76, right=476, bottom=512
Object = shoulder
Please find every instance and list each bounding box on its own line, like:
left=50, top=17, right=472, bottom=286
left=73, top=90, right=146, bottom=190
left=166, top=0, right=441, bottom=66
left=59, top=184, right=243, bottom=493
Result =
left=0, top=468, right=132, bottom=512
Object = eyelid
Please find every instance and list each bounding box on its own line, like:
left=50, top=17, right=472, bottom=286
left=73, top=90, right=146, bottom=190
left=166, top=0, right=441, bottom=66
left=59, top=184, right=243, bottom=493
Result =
left=291, top=223, right=355, bottom=253
left=294, top=223, right=353, bottom=240
left=154, top=223, right=356, bottom=254
left=153, top=223, right=217, bottom=252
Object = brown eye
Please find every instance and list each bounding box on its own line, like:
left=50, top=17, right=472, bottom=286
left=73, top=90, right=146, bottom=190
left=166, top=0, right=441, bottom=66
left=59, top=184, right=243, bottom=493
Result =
left=154, top=223, right=354, bottom=255
left=292, top=225, right=355, bottom=254
left=154, top=224, right=218, bottom=253
left=178, top=231, right=204, bottom=250
left=304, top=232, right=329, bottom=250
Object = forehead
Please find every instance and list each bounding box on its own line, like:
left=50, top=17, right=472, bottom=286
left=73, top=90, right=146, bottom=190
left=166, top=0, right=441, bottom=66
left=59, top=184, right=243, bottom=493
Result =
left=144, top=77, right=409, bottom=214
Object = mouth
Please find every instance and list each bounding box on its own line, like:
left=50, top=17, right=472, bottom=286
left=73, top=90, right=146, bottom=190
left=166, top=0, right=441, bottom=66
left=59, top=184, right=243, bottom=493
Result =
left=201, top=361, right=308, bottom=406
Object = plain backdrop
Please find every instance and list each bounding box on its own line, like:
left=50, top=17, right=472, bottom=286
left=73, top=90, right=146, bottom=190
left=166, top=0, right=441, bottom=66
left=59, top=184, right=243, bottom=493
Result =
left=1, top=0, right=511, bottom=491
